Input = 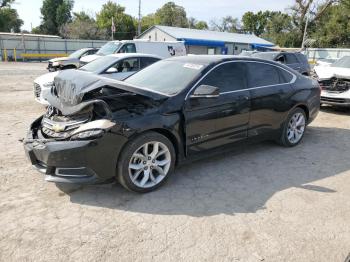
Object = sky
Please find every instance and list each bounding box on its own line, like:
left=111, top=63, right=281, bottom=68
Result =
left=14, top=0, right=295, bottom=31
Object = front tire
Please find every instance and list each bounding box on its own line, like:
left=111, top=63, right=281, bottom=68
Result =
left=117, top=132, right=176, bottom=193
left=278, top=108, right=307, bottom=147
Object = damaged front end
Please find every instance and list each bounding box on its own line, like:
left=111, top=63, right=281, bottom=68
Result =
left=319, top=78, right=350, bottom=93
left=23, top=70, right=164, bottom=184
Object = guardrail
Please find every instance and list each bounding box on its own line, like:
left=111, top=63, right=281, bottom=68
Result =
left=20, top=53, right=68, bottom=58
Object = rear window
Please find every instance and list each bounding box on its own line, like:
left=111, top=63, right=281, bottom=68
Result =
left=285, top=54, right=299, bottom=64
left=246, top=62, right=293, bottom=87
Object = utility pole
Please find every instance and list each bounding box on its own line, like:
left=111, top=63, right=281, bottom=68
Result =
left=137, top=0, right=141, bottom=36
left=301, top=14, right=309, bottom=50
left=111, top=17, right=115, bottom=40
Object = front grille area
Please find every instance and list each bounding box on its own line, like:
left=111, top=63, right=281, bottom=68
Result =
left=320, top=78, right=350, bottom=93
left=321, top=96, right=349, bottom=104
left=41, top=110, right=92, bottom=139
left=34, top=83, right=41, bottom=98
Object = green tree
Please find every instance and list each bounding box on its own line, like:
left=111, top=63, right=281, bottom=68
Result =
left=138, top=13, right=159, bottom=33
left=195, top=21, right=209, bottom=30
left=154, top=2, right=188, bottom=27
left=60, top=11, right=106, bottom=39
left=311, top=0, right=350, bottom=47
left=37, top=0, right=74, bottom=35
left=242, top=11, right=269, bottom=36
left=210, top=16, right=240, bottom=32
left=258, top=11, right=298, bottom=47
left=96, top=1, right=136, bottom=40
left=0, top=0, right=23, bottom=32
left=188, top=17, right=208, bottom=30
left=289, top=0, right=339, bottom=46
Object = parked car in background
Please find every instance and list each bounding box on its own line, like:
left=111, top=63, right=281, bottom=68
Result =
left=252, top=52, right=311, bottom=76
left=34, top=53, right=161, bottom=105
left=47, top=48, right=99, bottom=71
left=24, top=55, right=320, bottom=193
left=80, top=40, right=186, bottom=66
left=238, top=50, right=259, bottom=57
left=314, top=56, right=350, bottom=107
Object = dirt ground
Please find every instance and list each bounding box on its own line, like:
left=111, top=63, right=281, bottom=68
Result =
left=0, top=62, right=350, bottom=262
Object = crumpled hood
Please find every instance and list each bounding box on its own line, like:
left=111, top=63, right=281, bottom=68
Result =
left=45, top=70, right=167, bottom=115
left=314, top=66, right=350, bottom=80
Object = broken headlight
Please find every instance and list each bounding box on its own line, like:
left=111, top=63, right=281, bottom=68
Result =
left=70, top=129, right=104, bottom=140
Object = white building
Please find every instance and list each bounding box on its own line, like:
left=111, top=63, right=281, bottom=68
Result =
left=137, top=25, right=274, bottom=55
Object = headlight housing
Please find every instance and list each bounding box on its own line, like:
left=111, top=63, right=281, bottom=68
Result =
left=70, top=129, right=105, bottom=140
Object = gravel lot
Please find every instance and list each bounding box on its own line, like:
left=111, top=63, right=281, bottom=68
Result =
left=1, top=62, right=350, bottom=262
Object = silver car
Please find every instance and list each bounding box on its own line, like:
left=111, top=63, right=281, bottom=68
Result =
left=47, top=48, right=98, bottom=71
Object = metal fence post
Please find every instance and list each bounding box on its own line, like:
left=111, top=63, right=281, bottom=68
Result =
left=37, top=37, right=41, bottom=62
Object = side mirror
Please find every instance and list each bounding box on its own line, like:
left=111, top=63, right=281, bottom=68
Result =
left=106, top=67, right=118, bottom=74
left=190, top=85, right=220, bottom=99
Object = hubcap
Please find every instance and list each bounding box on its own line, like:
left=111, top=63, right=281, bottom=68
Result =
left=128, top=141, right=171, bottom=188
left=287, top=112, right=306, bottom=144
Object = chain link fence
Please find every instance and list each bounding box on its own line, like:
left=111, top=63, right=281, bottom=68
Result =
left=0, top=33, right=107, bottom=62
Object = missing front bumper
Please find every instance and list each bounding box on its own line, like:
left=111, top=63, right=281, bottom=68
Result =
left=23, top=130, right=128, bottom=184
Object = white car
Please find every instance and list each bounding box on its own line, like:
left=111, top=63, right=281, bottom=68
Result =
left=314, top=56, right=350, bottom=107
left=34, top=53, right=161, bottom=105
left=47, top=48, right=98, bottom=71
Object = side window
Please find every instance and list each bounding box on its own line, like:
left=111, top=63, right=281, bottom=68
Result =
left=276, top=55, right=286, bottom=64
left=80, top=51, right=89, bottom=58
left=285, top=54, right=298, bottom=64
left=140, top=57, right=160, bottom=69
left=199, top=62, right=247, bottom=93
left=246, top=62, right=292, bottom=87
left=88, top=49, right=97, bottom=55
left=118, top=43, right=136, bottom=53
left=110, top=58, right=140, bottom=73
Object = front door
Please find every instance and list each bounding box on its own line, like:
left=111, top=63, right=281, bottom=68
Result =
left=184, top=62, right=251, bottom=155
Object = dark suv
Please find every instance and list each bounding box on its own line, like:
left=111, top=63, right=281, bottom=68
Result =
left=252, top=52, right=311, bottom=76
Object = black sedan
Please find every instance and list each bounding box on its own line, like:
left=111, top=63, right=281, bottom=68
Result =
left=23, top=56, right=321, bottom=193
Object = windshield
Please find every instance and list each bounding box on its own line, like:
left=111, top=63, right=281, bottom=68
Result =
left=96, top=42, right=121, bottom=55
left=252, top=52, right=278, bottom=61
left=124, top=60, right=205, bottom=96
left=69, top=49, right=87, bottom=59
left=79, top=56, right=117, bottom=73
left=331, top=56, right=350, bottom=68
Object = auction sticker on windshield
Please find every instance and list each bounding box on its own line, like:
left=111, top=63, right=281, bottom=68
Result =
left=183, top=63, right=204, bottom=70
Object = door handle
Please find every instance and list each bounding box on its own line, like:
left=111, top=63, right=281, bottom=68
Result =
left=243, top=96, right=249, bottom=100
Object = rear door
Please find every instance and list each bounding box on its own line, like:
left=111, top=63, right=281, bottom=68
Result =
left=184, top=62, right=251, bottom=155
left=246, top=61, right=295, bottom=137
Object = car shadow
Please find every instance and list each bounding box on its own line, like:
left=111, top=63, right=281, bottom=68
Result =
left=320, top=105, right=350, bottom=115
left=58, top=126, right=350, bottom=217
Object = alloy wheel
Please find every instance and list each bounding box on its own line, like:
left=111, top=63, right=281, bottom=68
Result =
left=128, top=141, right=171, bottom=189
left=287, top=112, right=306, bottom=144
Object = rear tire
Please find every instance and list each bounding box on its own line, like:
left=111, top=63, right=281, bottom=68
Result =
left=117, top=132, right=176, bottom=193
left=277, top=108, right=307, bottom=147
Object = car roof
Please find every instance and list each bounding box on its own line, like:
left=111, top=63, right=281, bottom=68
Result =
left=165, top=55, right=286, bottom=65
left=106, top=53, right=162, bottom=59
